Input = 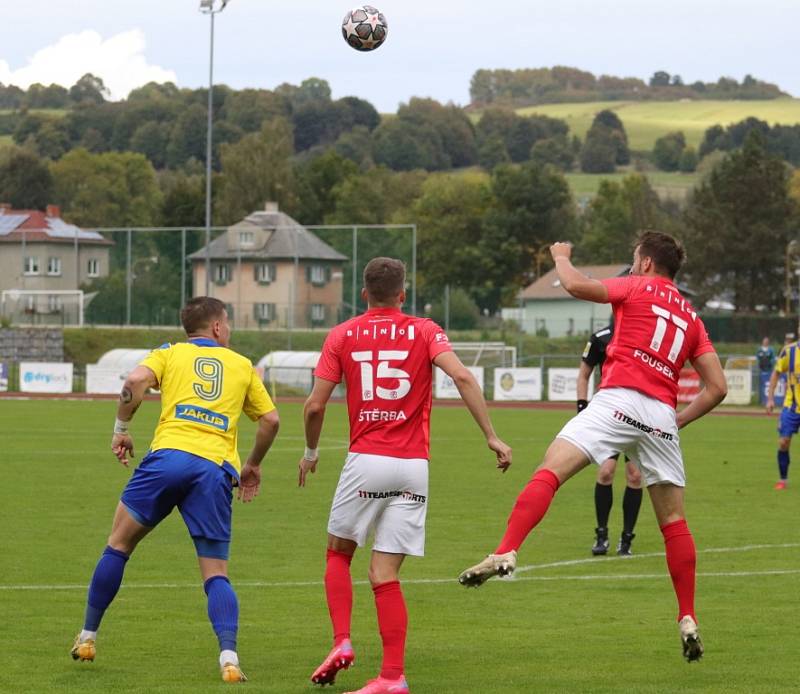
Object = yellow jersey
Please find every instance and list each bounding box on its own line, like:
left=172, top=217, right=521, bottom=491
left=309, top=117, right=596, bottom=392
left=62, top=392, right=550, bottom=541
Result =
left=775, top=342, right=800, bottom=410
left=139, top=337, right=275, bottom=474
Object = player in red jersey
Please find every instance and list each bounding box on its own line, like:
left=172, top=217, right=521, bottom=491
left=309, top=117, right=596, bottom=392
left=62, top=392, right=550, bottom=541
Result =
left=459, top=231, right=728, bottom=663
left=300, top=257, right=512, bottom=694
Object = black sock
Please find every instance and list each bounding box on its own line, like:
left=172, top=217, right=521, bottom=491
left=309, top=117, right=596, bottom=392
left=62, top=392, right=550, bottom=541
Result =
left=622, top=486, right=643, bottom=534
left=594, top=483, right=613, bottom=528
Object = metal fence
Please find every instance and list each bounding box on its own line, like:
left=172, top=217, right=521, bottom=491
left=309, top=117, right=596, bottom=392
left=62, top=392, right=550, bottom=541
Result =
left=1, top=224, right=417, bottom=330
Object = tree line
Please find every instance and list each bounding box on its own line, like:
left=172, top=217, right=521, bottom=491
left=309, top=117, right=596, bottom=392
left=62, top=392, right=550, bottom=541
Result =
left=470, top=66, right=786, bottom=107
left=1, top=76, right=799, bottom=325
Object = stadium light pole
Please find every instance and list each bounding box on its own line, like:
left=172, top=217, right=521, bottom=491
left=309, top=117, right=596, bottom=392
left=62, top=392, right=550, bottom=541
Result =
left=200, top=0, right=230, bottom=296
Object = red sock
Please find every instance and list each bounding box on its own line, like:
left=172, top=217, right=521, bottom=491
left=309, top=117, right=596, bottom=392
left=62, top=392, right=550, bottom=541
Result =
left=325, top=549, right=353, bottom=645
left=661, top=519, right=696, bottom=622
left=372, top=580, right=407, bottom=680
left=495, top=469, right=560, bottom=554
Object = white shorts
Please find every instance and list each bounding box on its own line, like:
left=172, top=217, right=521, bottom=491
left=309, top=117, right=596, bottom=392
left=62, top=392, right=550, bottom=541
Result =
left=557, top=387, right=685, bottom=487
left=327, top=452, right=429, bottom=556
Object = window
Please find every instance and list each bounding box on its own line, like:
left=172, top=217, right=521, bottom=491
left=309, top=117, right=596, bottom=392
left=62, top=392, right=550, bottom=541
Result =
left=255, top=263, right=276, bottom=284
left=47, top=257, right=62, bottom=276
left=311, top=304, right=326, bottom=322
left=213, top=264, right=231, bottom=285
left=254, top=303, right=276, bottom=321
left=48, top=295, right=62, bottom=313
left=239, top=231, right=255, bottom=248
left=24, top=257, right=39, bottom=275
left=309, top=264, right=326, bottom=285
left=87, top=258, right=99, bottom=277
left=25, top=295, right=36, bottom=312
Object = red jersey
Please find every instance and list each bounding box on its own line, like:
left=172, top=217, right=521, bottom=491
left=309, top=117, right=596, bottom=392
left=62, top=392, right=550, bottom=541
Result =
left=600, top=275, right=715, bottom=408
left=314, top=307, right=453, bottom=459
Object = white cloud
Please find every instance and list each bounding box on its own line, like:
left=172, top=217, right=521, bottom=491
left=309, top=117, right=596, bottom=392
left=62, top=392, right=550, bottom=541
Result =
left=0, top=30, right=177, bottom=100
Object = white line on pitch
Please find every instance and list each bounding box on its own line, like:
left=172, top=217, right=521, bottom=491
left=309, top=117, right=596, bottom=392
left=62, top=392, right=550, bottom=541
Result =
left=1, top=543, right=798, bottom=591
left=514, top=542, right=800, bottom=574
left=2, top=569, right=799, bottom=592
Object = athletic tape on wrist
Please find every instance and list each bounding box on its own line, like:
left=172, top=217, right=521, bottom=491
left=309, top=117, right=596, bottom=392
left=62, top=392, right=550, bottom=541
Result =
left=113, top=418, right=130, bottom=435
left=304, top=446, right=319, bottom=462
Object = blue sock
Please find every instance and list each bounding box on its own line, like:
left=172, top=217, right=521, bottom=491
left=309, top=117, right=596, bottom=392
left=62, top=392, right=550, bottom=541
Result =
left=84, top=546, right=130, bottom=631
left=204, top=575, right=238, bottom=652
left=778, top=450, right=790, bottom=480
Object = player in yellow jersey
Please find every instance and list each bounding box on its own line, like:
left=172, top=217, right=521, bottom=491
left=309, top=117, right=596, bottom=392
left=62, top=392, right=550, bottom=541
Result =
left=766, top=338, right=800, bottom=489
left=70, top=297, right=280, bottom=682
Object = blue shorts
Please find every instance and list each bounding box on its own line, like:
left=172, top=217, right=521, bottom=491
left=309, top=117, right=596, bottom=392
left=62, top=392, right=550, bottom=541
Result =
left=778, top=409, right=800, bottom=438
left=121, top=449, right=234, bottom=554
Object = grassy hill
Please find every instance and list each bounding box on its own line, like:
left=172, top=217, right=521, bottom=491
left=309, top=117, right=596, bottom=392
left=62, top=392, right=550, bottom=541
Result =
left=514, top=98, right=800, bottom=152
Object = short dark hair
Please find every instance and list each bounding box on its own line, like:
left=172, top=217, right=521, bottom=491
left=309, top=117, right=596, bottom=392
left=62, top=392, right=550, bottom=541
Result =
left=181, top=296, right=226, bottom=334
left=636, top=230, right=685, bottom=279
left=363, top=257, right=406, bottom=304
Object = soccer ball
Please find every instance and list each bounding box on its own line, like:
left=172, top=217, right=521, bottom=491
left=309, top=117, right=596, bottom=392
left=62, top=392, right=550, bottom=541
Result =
left=342, top=5, right=388, bottom=52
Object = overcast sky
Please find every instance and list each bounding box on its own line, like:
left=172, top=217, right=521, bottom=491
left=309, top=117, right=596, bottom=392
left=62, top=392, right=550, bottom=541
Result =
left=1, top=0, right=797, bottom=111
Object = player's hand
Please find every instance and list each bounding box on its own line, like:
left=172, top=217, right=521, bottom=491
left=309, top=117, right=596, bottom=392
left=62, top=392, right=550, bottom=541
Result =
left=238, top=462, right=261, bottom=502
left=111, top=433, right=134, bottom=467
left=766, top=398, right=775, bottom=415
left=550, top=242, right=573, bottom=262
left=487, top=435, right=512, bottom=473
left=298, top=456, right=318, bottom=487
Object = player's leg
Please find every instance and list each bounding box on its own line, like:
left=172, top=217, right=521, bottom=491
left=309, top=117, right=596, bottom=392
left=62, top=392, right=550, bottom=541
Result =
left=313, top=453, right=385, bottom=685
left=72, top=502, right=153, bottom=661
left=775, top=427, right=792, bottom=490
left=311, top=534, right=358, bottom=686
left=648, top=483, right=703, bottom=662
left=618, top=458, right=643, bottom=556
left=343, top=458, right=425, bottom=693
left=178, top=453, right=246, bottom=682
left=197, top=555, right=246, bottom=682
left=459, top=438, right=589, bottom=586
left=592, top=455, right=618, bottom=555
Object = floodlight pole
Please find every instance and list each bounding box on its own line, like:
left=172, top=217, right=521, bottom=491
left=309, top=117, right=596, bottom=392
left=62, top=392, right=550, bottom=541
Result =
left=201, top=0, right=229, bottom=296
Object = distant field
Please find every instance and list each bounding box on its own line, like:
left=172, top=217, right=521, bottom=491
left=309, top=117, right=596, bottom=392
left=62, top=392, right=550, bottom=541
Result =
left=0, top=108, right=68, bottom=117
left=1, top=399, right=798, bottom=693
left=566, top=170, right=700, bottom=199
left=0, top=134, right=12, bottom=148
left=512, top=99, right=800, bottom=151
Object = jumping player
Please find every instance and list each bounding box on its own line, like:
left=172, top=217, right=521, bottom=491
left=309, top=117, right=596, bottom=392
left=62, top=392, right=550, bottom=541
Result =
left=70, top=297, right=280, bottom=682
left=300, top=257, right=512, bottom=694
left=765, top=337, right=800, bottom=489
left=459, top=232, right=727, bottom=662
left=578, top=322, right=643, bottom=556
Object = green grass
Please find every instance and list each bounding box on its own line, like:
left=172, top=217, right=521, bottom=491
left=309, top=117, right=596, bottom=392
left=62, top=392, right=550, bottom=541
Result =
left=512, top=99, right=800, bottom=151
left=1, top=399, right=797, bottom=692
left=565, top=170, right=699, bottom=200
left=0, top=134, right=12, bottom=148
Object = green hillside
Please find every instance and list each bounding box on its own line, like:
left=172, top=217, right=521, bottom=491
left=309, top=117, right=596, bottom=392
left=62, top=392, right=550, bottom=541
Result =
left=514, top=99, right=800, bottom=151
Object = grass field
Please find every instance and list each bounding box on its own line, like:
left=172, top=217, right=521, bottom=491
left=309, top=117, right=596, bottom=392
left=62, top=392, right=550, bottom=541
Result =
left=565, top=170, right=699, bottom=200
left=1, top=399, right=797, bottom=693
left=513, top=99, right=800, bottom=152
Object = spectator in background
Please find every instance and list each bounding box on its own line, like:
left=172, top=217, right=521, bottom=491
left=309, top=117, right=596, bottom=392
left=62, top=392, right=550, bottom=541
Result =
left=756, top=337, right=776, bottom=375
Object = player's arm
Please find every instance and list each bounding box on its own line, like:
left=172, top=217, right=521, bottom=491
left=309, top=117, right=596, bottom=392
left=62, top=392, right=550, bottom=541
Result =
left=433, top=351, right=512, bottom=472
left=112, top=365, right=158, bottom=467
left=238, top=409, right=280, bottom=502
left=766, top=349, right=788, bottom=414
left=576, top=361, right=593, bottom=411
left=675, top=352, right=728, bottom=429
left=299, top=376, right=338, bottom=487
left=551, top=242, right=609, bottom=303
left=766, top=369, right=783, bottom=414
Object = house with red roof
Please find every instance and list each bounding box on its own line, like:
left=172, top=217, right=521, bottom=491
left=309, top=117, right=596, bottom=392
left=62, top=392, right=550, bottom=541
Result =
left=0, top=204, right=112, bottom=321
